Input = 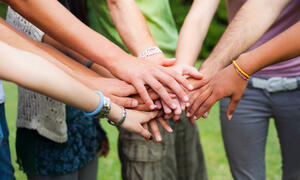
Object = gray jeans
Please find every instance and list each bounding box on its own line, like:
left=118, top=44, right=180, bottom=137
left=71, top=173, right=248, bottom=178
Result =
left=220, top=85, right=300, bottom=180
left=27, top=156, right=98, bottom=180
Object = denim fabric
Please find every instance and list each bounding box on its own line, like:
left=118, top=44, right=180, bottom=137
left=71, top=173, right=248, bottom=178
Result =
left=0, top=103, right=15, bottom=180
left=220, top=85, right=300, bottom=180
left=0, top=81, right=6, bottom=104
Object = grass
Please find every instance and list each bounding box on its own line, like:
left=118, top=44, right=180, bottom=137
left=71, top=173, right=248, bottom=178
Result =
left=3, top=81, right=282, bottom=180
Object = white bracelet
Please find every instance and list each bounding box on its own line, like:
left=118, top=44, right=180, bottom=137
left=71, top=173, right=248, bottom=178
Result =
left=138, top=47, right=163, bottom=59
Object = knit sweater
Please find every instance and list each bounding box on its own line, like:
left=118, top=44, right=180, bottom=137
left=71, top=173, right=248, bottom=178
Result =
left=6, top=7, right=67, bottom=143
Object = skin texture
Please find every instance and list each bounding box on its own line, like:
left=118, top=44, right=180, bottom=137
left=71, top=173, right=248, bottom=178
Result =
left=188, top=20, right=300, bottom=120
left=0, top=19, right=159, bottom=139
left=4, top=0, right=194, bottom=110
left=176, top=0, right=292, bottom=123
left=107, top=0, right=204, bottom=141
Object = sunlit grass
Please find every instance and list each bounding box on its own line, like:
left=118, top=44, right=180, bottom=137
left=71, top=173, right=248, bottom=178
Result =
left=3, top=81, right=281, bottom=180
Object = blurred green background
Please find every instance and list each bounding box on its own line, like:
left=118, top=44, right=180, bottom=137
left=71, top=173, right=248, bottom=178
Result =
left=0, top=1, right=282, bottom=180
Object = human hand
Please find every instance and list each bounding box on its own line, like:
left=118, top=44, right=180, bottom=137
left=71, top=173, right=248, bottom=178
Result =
left=110, top=55, right=195, bottom=110
left=108, top=102, right=158, bottom=139
left=98, top=137, right=110, bottom=157
left=186, top=64, right=247, bottom=122
left=86, top=76, right=139, bottom=108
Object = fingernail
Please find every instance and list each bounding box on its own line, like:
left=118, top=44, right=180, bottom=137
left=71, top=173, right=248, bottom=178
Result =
left=188, top=84, right=194, bottom=90
left=171, top=94, right=176, bottom=98
left=203, top=112, right=208, bottom=118
left=149, top=135, right=153, bottom=140
left=168, top=128, right=173, bottom=133
left=165, top=109, right=172, bottom=114
left=193, top=116, right=197, bottom=120
left=186, top=103, right=190, bottom=107
left=132, top=100, right=138, bottom=107
left=157, top=135, right=162, bottom=142
left=184, top=96, right=189, bottom=102
left=181, top=104, right=185, bottom=110
left=150, top=105, right=156, bottom=110
left=186, top=112, right=191, bottom=117
left=171, top=103, right=177, bottom=109
left=228, top=114, right=232, bottom=120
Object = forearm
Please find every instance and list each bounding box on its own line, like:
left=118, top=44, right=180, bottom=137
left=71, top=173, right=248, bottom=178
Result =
left=107, top=0, right=158, bottom=56
left=176, top=0, right=220, bottom=66
left=236, top=21, right=300, bottom=75
left=0, top=41, right=99, bottom=113
left=7, top=0, right=130, bottom=70
left=42, top=34, right=115, bottom=78
left=202, top=0, right=292, bottom=71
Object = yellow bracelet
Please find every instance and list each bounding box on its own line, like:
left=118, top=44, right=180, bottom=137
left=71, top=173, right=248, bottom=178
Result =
left=232, top=61, right=250, bottom=79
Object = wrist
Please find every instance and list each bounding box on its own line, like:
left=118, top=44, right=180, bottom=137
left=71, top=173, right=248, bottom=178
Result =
left=235, top=53, right=255, bottom=76
left=108, top=103, right=123, bottom=123
left=138, top=46, right=163, bottom=59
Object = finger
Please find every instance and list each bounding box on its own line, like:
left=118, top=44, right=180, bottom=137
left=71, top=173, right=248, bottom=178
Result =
left=139, top=111, right=158, bottom=124
left=162, top=67, right=194, bottom=91
left=155, top=71, right=190, bottom=104
left=193, top=96, right=216, bottom=121
left=162, top=100, right=172, bottom=114
left=173, top=114, right=181, bottom=121
left=182, top=66, right=203, bottom=79
left=160, top=58, right=176, bottom=67
left=149, top=120, right=162, bottom=142
left=137, top=125, right=152, bottom=140
left=157, top=117, right=173, bottom=133
left=132, top=81, right=156, bottom=109
left=187, top=88, right=212, bottom=117
left=173, top=98, right=182, bottom=115
left=134, top=104, right=152, bottom=111
left=115, top=84, right=137, bottom=97
left=226, top=96, right=241, bottom=120
left=110, top=96, right=138, bottom=108
left=190, top=78, right=210, bottom=90
left=164, top=113, right=173, bottom=120
left=146, top=76, right=177, bottom=109
left=143, top=123, right=148, bottom=131
left=155, top=100, right=162, bottom=109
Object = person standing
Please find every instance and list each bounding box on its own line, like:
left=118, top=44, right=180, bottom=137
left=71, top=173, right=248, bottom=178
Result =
left=86, top=0, right=207, bottom=179
left=177, top=0, right=300, bottom=179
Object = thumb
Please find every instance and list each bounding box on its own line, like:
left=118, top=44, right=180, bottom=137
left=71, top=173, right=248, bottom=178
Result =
left=182, top=66, right=203, bottom=79
left=226, top=96, right=240, bottom=120
left=138, top=125, right=152, bottom=139
left=160, top=58, right=176, bottom=66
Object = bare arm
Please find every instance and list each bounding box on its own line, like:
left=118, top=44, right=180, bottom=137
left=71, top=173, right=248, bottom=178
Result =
left=176, top=0, right=220, bottom=66
left=200, top=0, right=292, bottom=75
left=42, top=34, right=115, bottom=78
left=237, top=20, right=300, bottom=75
left=187, top=20, right=300, bottom=120
left=5, top=0, right=194, bottom=109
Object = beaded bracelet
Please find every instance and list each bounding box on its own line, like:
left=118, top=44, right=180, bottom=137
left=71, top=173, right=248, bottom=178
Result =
left=138, top=47, right=163, bottom=59
left=232, top=61, right=250, bottom=81
left=83, top=90, right=104, bottom=117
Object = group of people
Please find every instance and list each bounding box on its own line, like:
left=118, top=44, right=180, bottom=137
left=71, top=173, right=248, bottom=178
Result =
left=0, top=0, right=299, bottom=180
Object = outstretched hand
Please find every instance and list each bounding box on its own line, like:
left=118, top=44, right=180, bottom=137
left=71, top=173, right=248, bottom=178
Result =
left=110, top=55, right=195, bottom=110
left=186, top=64, right=247, bottom=122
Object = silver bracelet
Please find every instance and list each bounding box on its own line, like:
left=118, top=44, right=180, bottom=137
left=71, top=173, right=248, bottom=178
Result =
left=107, top=107, right=126, bottom=127
left=138, top=47, right=163, bottom=59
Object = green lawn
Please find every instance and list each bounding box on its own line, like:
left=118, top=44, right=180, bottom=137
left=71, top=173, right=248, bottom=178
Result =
left=3, top=81, right=282, bottom=180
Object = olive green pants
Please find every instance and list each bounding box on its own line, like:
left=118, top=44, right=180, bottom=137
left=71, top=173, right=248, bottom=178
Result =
left=118, top=114, right=207, bottom=180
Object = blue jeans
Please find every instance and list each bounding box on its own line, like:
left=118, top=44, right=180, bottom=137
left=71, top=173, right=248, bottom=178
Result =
left=0, top=103, right=15, bottom=180
left=220, top=85, right=300, bottom=180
